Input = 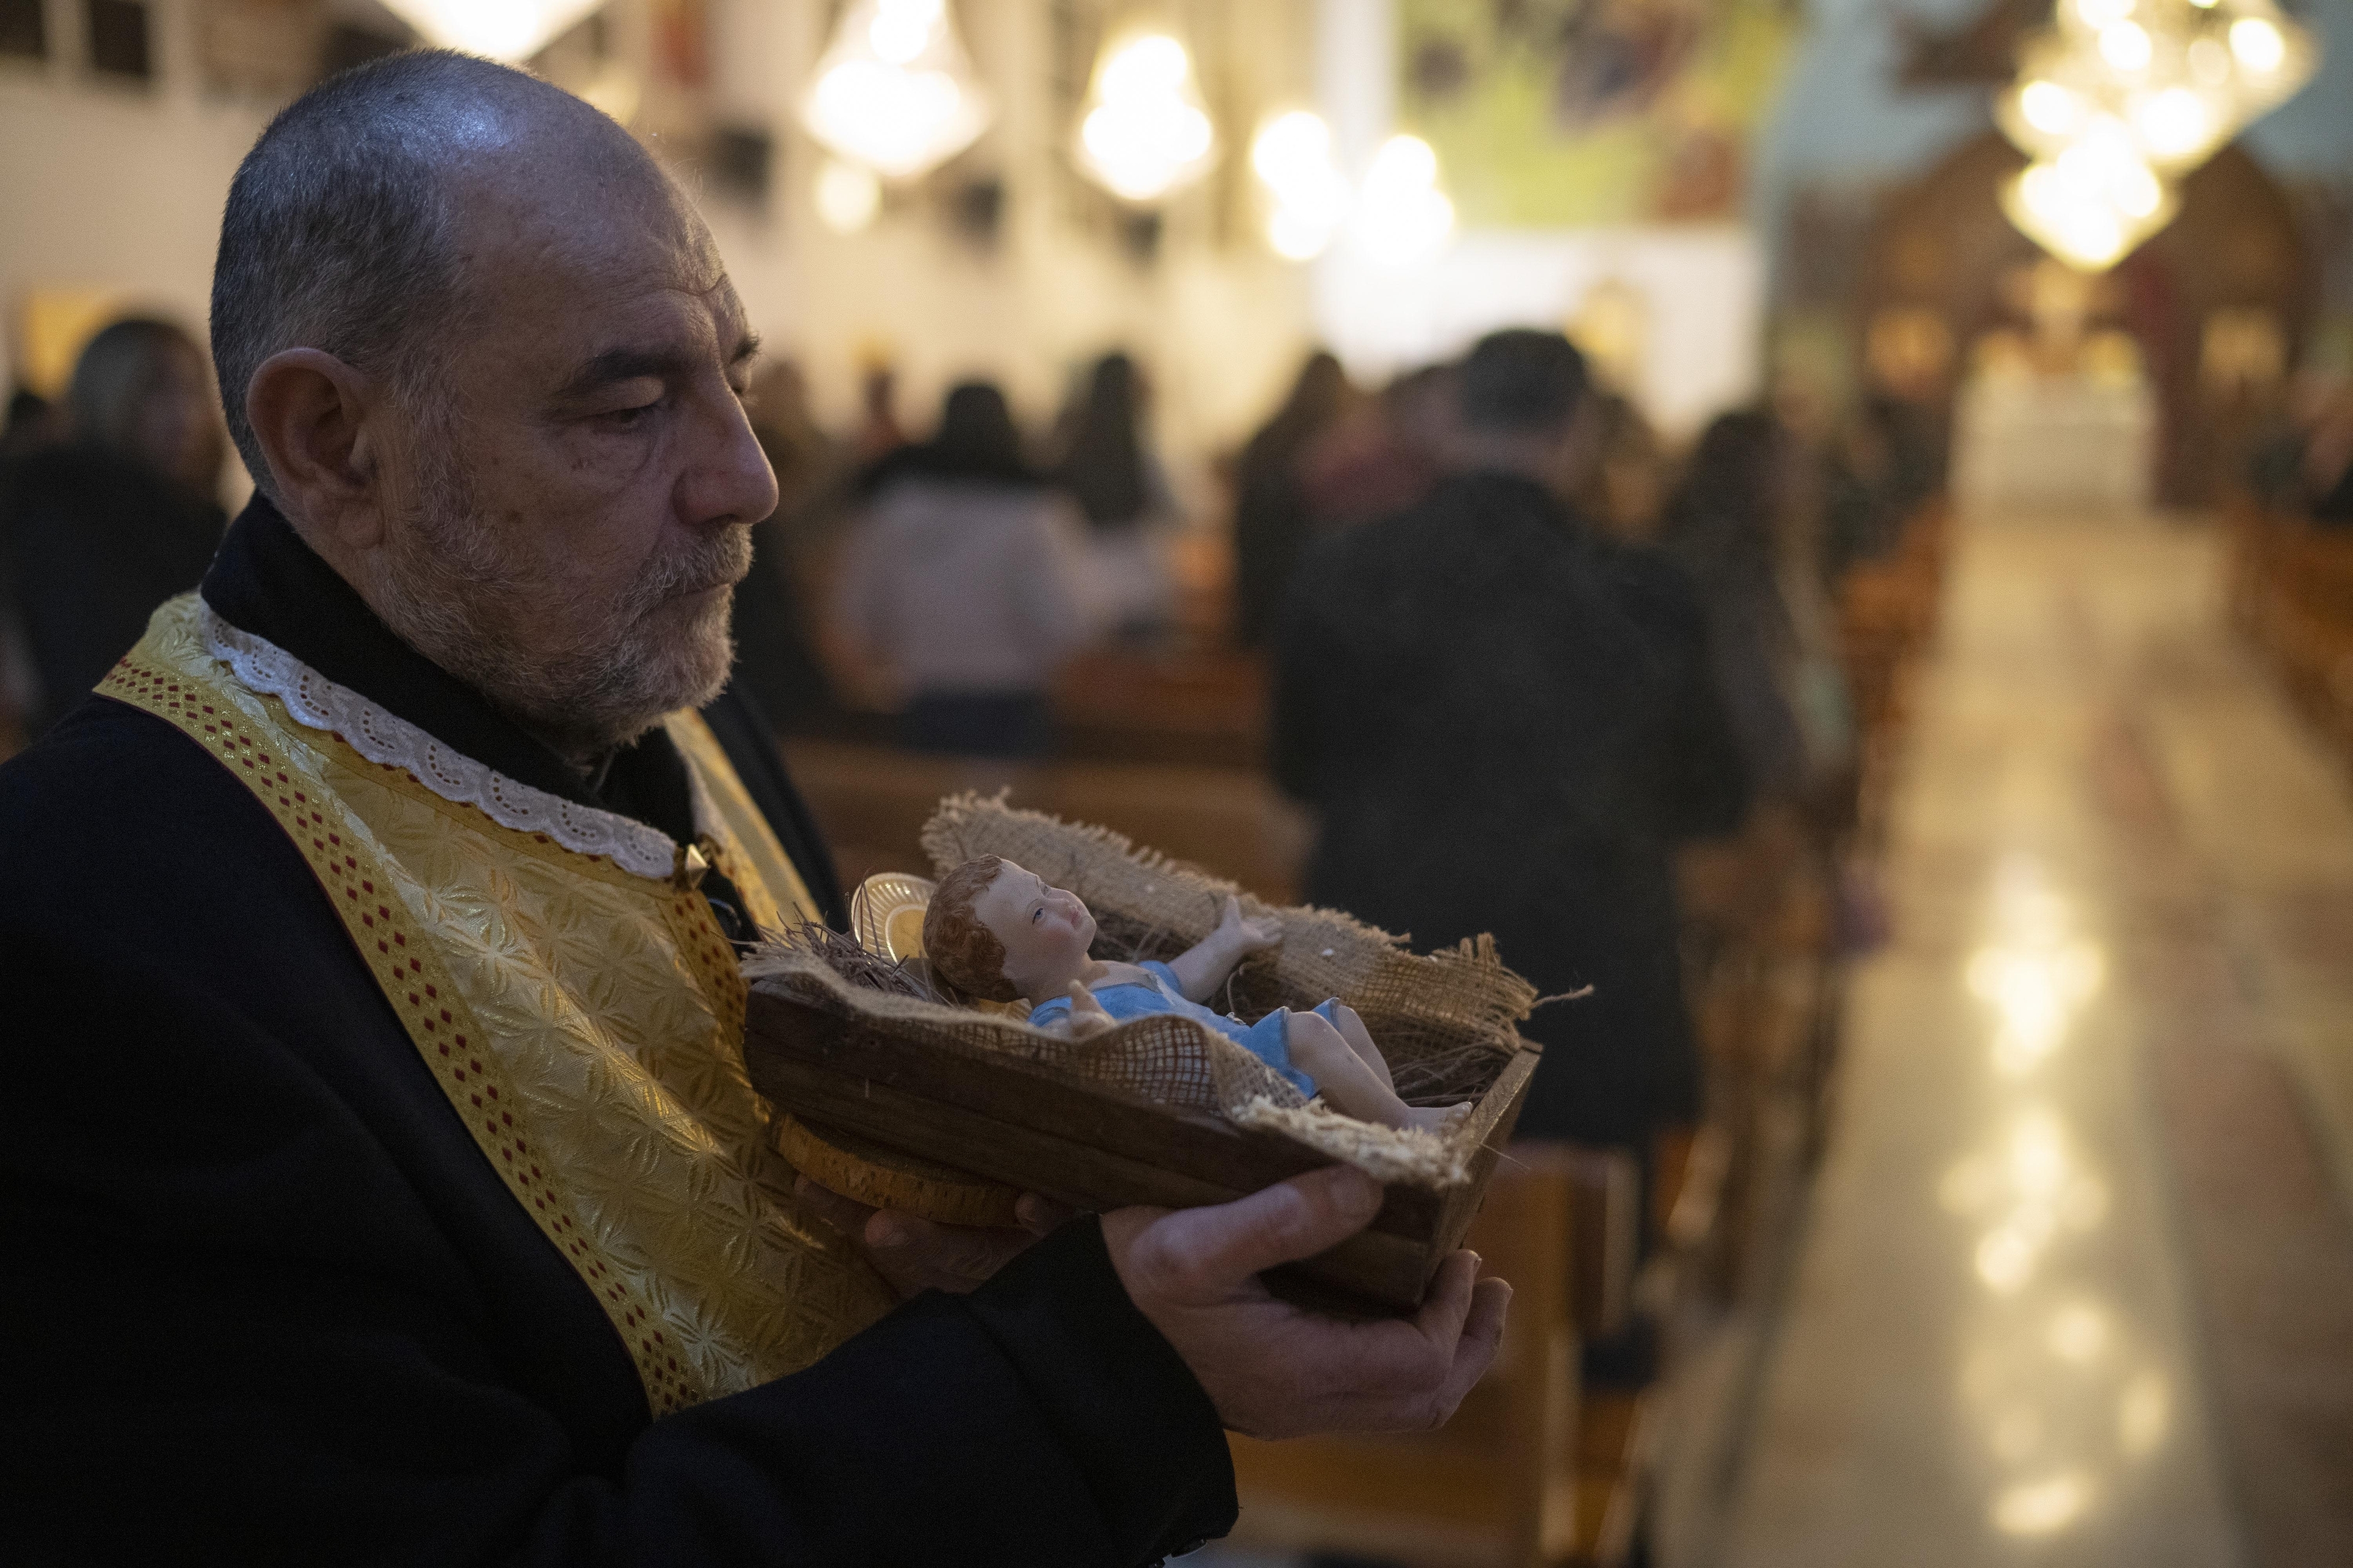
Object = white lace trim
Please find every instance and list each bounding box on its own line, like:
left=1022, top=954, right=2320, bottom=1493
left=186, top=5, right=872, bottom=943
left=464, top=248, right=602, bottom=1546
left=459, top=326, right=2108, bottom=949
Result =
left=198, top=602, right=681, bottom=882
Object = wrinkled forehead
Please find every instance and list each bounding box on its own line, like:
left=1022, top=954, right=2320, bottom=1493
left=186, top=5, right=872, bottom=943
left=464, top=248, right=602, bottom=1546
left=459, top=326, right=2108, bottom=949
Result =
left=445, top=136, right=741, bottom=357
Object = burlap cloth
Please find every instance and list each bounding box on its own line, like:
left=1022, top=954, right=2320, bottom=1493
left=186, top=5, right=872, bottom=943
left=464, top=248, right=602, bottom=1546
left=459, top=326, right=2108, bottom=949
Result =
left=745, top=793, right=1538, bottom=1187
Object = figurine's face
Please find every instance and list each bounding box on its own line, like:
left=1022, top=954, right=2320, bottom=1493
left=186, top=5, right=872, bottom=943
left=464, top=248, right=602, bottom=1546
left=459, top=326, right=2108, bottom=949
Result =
left=972, top=859, right=1096, bottom=993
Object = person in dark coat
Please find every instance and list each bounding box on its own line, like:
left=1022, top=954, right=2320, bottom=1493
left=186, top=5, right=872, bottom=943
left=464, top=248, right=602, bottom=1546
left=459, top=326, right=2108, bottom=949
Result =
left=1274, top=330, right=1750, bottom=1151
left=0, top=51, right=1509, bottom=1567
left=0, top=316, right=228, bottom=736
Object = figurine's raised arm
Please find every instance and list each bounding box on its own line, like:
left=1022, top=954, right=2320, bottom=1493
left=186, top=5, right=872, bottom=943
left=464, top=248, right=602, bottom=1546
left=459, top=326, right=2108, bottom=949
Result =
left=1164, top=895, right=1283, bottom=1002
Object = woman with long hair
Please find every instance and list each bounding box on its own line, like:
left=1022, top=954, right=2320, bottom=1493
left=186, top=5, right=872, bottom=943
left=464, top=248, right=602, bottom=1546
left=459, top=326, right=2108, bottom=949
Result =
left=1051, top=352, right=1178, bottom=633
left=0, top=317, right=228, bottom=738
left=1659, top=409, right=1853, bottom=808
left=1232, top=350, right=1352, bottom=648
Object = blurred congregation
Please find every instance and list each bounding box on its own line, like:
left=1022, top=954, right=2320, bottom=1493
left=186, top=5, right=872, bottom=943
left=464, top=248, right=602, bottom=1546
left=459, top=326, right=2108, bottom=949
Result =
left=5, top=0, right=2353, bottom=1565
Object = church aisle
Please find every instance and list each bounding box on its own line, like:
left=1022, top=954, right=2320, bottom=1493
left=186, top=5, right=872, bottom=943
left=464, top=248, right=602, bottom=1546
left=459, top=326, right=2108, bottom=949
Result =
left=1715, top=510, right=2348, bottom=1567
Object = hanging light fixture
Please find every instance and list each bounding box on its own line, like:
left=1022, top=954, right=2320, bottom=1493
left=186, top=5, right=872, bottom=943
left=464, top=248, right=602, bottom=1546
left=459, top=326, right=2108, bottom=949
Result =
left=1251, top=111, right=1350, bottom=261
left=1351, top=134, right=1455, bottom=271
left=1074, top=30, right=1218, bottom=203
left=379, top=0, right=606, bottom=61
left=2002, top=139, right=2179, bottom=270
left=799, top=0, right=991, bottom=182
left=1996, top=0, right=2318, bottom=270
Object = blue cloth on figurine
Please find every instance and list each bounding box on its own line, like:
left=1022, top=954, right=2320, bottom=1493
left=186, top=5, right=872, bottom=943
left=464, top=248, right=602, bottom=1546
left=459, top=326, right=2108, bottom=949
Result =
left=1028, top=960, right=1326, bottom=1098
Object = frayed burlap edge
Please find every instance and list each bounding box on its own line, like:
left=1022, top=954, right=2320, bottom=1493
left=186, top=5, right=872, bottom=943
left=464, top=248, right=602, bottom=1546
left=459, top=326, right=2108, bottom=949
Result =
left=918, top=791, right=1539, bottom=1044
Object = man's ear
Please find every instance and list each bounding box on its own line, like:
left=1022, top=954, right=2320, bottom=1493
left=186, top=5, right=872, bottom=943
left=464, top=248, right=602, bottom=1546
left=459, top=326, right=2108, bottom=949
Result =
left=244, top=348, right=387, bottom=549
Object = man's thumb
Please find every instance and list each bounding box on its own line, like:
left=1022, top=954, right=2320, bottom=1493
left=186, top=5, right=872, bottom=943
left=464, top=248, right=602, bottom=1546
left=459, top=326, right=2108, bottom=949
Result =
left=1147, top=1166, right=1384, bottom=1296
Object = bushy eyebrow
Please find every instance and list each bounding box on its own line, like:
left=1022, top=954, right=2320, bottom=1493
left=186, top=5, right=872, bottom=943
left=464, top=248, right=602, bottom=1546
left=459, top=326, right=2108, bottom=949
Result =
left=557, top=330, right=762, bottom=401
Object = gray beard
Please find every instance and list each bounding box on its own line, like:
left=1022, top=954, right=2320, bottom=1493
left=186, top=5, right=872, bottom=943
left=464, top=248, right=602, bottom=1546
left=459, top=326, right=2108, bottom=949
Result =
left=365, top=458, right=748, bottom=766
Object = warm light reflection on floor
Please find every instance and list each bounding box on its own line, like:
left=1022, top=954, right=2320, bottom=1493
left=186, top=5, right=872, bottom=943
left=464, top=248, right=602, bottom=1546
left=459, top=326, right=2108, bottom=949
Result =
left=1942, top=856, right=2167, bottom=1541
left=1965, top=855, right=2108, bottom=1079
left=1721, top=516, right=2255, bottom=1567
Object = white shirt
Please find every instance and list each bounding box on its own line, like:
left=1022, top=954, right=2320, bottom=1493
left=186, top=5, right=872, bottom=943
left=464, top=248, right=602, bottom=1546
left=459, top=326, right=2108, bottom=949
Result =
left=832, top=478, right=1096, bottom=699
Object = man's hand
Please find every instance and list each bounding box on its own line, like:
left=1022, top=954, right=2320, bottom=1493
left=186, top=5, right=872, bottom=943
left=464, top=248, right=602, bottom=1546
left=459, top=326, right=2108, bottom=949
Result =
left=1103, top=1166, right=1511, bottom=1439
left=795, top=1176, right=1074, bottom=1298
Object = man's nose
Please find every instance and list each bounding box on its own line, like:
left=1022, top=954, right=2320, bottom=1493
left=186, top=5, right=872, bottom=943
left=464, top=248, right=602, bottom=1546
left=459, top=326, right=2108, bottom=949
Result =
left=682, top=379, right=781, bottom=529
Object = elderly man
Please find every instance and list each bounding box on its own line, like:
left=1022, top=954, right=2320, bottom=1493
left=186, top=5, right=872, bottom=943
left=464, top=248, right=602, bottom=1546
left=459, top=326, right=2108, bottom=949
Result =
left=0, top=53, right=1507, bottom=1566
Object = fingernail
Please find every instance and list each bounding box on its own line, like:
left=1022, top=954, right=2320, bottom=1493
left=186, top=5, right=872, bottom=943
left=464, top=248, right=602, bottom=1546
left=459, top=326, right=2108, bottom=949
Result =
left=868, top=1216, right=908, bottom=1248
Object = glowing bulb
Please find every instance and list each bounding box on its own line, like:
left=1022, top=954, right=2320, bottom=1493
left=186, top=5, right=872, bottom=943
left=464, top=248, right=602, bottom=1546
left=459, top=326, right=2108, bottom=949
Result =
left=2131, top=86, right=2215, bottom=161
left=2047, top=1303, right=2108, bottom=1362
left=1252, top=111, right=1329, bottom=186
left=868, top=0, right=941, bottom=65
left=1977, top=1226, right=2038, bottom=1292
left=1074, top=33, right=1218, bottom=203
left=814, top=158, right=882, bottom=233
left=2020, top=80, right=2082, bottom=136
left=378, top=0, right=606, bottom=61
left=799, top=0, right=991, bottom=181
left=1101, top=34, right=1191, bottom=98
left=2231, top=16, right=2287, bottom=73
left=1370, top=134, right=1438, bottom=189
left=2119, top=1372, right=2169, bottom=1453
left=2099, top=21, right=2154, bottom=70
left=2073, top=0, right=2134, bottom=27
left=1352, top=134, right=1455, bottom=270
left=1252, top=112, right=1351, bottom=261
left=1268, top=208, right=1334, bottom=261
left=1995, top=1473, right=2091, bottom=1536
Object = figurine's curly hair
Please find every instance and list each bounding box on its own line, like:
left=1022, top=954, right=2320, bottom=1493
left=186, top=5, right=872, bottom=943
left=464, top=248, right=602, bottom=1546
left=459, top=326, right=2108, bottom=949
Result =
left=922, top=856, right=1021, bottom=1003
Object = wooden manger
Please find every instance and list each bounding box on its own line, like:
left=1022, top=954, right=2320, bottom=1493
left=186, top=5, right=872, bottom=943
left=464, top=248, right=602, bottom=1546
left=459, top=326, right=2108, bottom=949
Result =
left=740, top=793, right=1543, bottom=1315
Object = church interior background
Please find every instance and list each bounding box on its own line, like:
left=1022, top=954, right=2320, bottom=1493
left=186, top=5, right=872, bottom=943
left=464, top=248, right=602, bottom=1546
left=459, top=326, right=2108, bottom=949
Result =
left=4, top=0, right=2351, bottom=1562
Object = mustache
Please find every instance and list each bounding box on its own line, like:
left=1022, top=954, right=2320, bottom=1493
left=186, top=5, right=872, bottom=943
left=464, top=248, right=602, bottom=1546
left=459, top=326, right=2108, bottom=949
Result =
left=629, top=524, right=754, bottom=610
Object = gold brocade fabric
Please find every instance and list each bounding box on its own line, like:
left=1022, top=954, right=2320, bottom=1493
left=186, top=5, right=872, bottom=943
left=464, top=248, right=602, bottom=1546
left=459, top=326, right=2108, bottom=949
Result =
left=102, top=596, right=896, bottom=1416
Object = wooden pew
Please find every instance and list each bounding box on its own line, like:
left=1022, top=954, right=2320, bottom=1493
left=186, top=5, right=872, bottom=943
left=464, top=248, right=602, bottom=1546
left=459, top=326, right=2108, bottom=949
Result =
left=2231, top=500, right=2353, bottom=768
left=1051, top=643, right=1269, bottom=768
left=779, top=738, right=1311, bottom=903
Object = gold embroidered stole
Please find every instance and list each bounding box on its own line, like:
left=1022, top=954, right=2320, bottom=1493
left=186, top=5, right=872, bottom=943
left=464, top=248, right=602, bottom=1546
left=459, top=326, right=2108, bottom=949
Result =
left=105, top=595, right=896, bottom=1414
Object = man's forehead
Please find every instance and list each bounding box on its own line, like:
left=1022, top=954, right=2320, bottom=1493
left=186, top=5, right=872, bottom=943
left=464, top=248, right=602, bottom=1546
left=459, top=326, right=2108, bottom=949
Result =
left=449, top=140, right=736, bottom=322
left=458, top=202, right=749, bottom=381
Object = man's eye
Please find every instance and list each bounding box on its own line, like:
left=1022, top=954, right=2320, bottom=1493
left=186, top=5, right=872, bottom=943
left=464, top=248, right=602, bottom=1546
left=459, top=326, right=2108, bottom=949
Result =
left=1033, top=907, right=1045, bottom=923
left=601, top=399, right=662, bottom=429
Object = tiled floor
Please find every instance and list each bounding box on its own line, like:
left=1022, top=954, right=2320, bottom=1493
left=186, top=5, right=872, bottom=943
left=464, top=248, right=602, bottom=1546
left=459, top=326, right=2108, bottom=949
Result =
left=1719, top=511, right=2353, bottom=1567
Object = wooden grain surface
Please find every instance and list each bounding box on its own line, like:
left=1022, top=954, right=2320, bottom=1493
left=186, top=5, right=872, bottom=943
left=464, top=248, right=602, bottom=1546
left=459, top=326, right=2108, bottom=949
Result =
left=744, top=988, right=1539, bottom=1313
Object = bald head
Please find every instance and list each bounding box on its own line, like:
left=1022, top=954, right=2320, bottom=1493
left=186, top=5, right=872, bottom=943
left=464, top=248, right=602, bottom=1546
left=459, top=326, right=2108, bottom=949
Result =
left=210, top=49, right=676, bottom=495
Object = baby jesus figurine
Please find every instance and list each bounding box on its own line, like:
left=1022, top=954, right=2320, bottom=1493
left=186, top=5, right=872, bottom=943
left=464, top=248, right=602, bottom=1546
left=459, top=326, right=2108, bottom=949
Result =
left=921, top=855, right=1468, bottom=1135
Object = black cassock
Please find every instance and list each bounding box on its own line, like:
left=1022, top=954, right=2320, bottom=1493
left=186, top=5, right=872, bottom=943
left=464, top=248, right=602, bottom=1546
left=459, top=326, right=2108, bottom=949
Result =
left=0, top=500, right=1233, bottom=1566
left=1274, top=471, right=1752, bottom=1150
